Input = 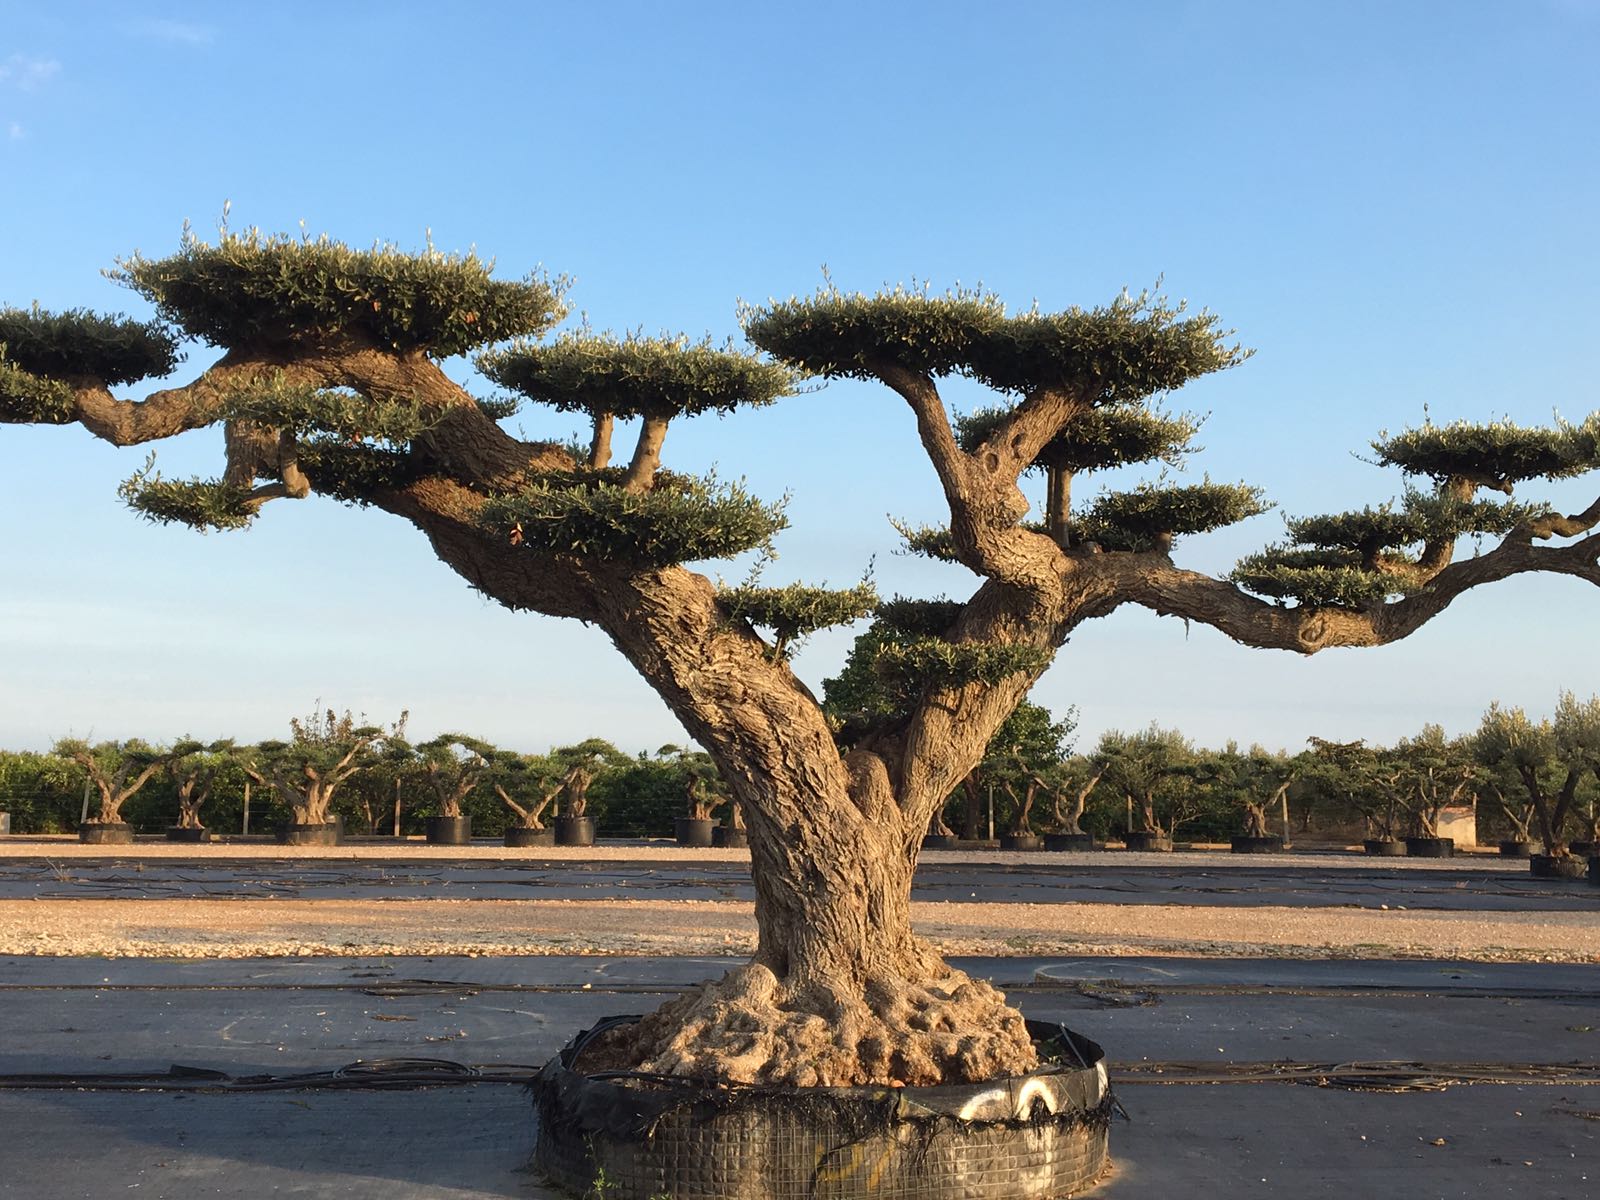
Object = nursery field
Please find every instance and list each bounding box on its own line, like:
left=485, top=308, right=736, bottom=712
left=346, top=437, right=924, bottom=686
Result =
left=0, top=849, right=1595, bottom=1197
left=0, top=952, right=1596, bottom=1198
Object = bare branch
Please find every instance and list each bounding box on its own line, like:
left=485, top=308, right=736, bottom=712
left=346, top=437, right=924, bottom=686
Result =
left=588, top=412, right=614, bottom=469
left=622, top=413, right=670, bottom=492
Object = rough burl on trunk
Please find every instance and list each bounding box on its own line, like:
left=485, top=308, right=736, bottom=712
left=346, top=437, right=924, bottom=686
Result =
left=5, top=232, right=1599, bottom=1086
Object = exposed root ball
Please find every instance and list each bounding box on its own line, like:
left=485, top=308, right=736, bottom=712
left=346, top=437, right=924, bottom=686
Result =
left=588, top=961, right=1039, bottom=1087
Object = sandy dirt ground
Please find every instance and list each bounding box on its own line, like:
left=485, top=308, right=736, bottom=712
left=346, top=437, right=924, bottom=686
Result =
left=2, top=896, right=1596, bottom=962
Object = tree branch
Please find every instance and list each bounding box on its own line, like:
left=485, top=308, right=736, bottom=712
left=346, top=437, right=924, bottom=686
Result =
left=588, top=412, right=614, bottom=469
left=871, top=361, right=1067, bottom=592
left=622, top=413, right=670, bottom=492
left=1104, top=526, right=1600, bottom=655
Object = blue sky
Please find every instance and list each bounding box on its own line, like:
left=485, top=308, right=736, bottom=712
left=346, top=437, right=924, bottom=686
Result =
left=2, top=1, right=1597, bottom=756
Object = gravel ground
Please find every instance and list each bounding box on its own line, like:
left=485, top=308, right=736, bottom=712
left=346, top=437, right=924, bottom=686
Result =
left=2, top=896, right=1596, bottom=962
left=0, top=836, right=1525, bottom=870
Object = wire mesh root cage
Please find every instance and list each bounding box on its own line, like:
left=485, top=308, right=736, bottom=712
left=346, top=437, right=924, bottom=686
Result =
left=531, top=1016, right=1113, bottom=1199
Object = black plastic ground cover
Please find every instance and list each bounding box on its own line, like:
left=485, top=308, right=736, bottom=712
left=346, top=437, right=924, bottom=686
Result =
left=532, top=1016, right=1112, bottom=1199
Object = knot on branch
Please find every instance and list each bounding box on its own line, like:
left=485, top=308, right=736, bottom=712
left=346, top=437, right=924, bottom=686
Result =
left=1295, top=611, right=1331, bottom=654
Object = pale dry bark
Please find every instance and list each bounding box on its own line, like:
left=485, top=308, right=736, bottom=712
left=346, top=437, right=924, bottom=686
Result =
left=37, top=335, right=1600, bottom=1087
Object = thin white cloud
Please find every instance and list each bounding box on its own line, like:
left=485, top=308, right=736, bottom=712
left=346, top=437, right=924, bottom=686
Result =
left=126, top=19, right=216, bottom=46
left=0, top=54, right=60, bottom=91
left=7, top=122, right=23, bottom=140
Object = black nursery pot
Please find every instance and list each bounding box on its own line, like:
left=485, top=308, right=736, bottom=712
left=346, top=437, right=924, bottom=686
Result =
left=554, top=816, right=595, bottom=847
left=425, top=815, right=473, bottom=845
left=504, top=826, right=556, bottom=848
left=277, top=823, right=341, bottom=846
left=675, top=817, right=717, bottom=848
left=1529, top=853, right=1588, bottom=880
left=1123, top=831, right=1172, bottom=852
left=533, top=1016, right=1113, bottom=1200
left=1364, top=839, right=1406, bottom=856
left=921, top=835, right=963, bottom=850
left=165, top=827, right=209, bottom=843
left=1044, top=832, right=1095, bottom=852
left=79, top=822, right=135, bottom=845
left=1498, top=839, right=1533, bottom=858
left=1231, top=835, right=1284, bottom=854
left=1405, top=836, right=1454, bottom=858
left=711, top=826, right=748, bottom=849
left=999, top=833, right=1044, bottom=851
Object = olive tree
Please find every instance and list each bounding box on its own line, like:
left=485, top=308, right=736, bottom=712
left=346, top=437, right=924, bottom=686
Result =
left=166, top=738, right=235, bottom=830
left=241, top=706, right=405, bottom=828
left=54, top=738, right=168, bottom=827
left=5, top=229, right=1599, bottom=1088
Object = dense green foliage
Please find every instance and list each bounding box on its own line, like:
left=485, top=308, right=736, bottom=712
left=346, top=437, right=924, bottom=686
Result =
left=481, top=472, right=787, bottom=566
left=219, top=375, right=443, bottom=445
left=111, top=227, right=566, bottom=356
left=1374, top=415, right=1600, bottom=488
left=744, top=285, right=1246, bottom=399
left=0, top=349, right=76, bottom=423
left=118, top=457, right=259, bottom=531
left=1234, top=489, right=1553, bottom=608
left=1078, top=480, right=1269, bottom=550
left=718, top=581, right=879, bottom=651
left=480, top=332, right=798, bottom=418
left=954, top=403, right=1199, bottom=473
left=0, top=306, right=181, bottom=385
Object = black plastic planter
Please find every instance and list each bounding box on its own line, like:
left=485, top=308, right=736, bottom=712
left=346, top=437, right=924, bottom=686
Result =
left=1364, top=838, right=1405, bottom=856
left=921, top=835, right=963, bottom=851
left=1231, top=835, right=1284, bottom=854
left=533, top=1016, right=1112, bottom=1200
left=165, top=827, right=209, bottom=843
left=504, top=827, right=556, bottom=848
left=711, top=826, right=748, bottom=849
left=1044, top=832, right=1095, bottom=852
left=1499, top=840, right=1533, bottom=858
left=675, top=817, right=716, bottom=848
left=1123, top=832, right=1172, bottom=852
left=1405, top=836, right=1454, bottom=858
left=79, top=822, right=135, bottom=845
left=999, top=833, right=1044, bottom=851
left=425, top=815, right=473, bottom=845
left=277, top=823, right=341, bottom=846
left=1589, top=855, right=1599, bottom=886
left=555, top=816, right=595, bottom=847
left=1529, top=854, right=1588, bottom=880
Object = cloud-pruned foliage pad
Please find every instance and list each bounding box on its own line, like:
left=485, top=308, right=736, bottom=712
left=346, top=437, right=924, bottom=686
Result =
left=1078, top=480, right=1269, bottom=550
left=0, top=306, right=181, bottom=385
left=118, top=457, right=258, bottom=531
left=480, top=332, right=799, bottom=419
left=718, top=582, right=879, bottom=647
left=954, top=403, right=1200, bottom=473
left=112, top=227, right=566, bottom=357
left=1374, top=415, right=1600, bottom=488
left=744, top=284, right=1245, bottom=400
left=482, top=473, right=787, bottom=567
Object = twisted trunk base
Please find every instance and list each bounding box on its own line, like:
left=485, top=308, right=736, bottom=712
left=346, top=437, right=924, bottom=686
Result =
left=592, top=956, right=1037, bottom=1089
